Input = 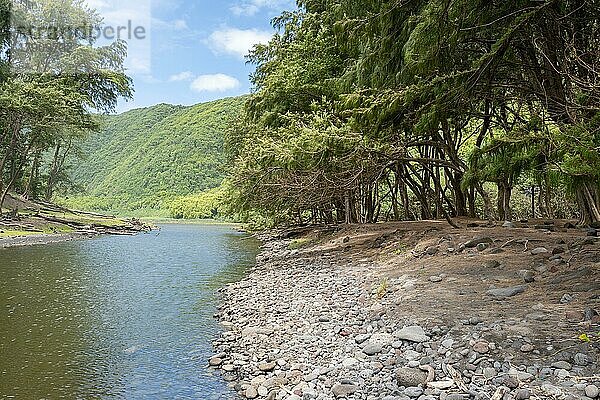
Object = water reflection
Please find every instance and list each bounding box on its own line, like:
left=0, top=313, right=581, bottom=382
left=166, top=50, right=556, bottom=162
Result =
left=0, top=224, right=259, bottom=399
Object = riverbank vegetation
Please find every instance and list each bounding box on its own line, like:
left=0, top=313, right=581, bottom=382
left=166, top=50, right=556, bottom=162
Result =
left=0, top=0, right=132, bottom=216
left=227, top=0, right=600, bottom=227
left=0, top=0, right=235, bottom=222
left=4, top=1, right=599, bottom=229
left=0, top=193, right=149, bottom=241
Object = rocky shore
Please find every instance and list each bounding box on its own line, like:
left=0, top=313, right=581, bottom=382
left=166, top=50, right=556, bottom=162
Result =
left=212, top=222, right=599, bottom=400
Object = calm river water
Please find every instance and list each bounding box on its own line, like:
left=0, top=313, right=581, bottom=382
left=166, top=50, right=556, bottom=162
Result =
left=0, top=224, right=259, bottom=399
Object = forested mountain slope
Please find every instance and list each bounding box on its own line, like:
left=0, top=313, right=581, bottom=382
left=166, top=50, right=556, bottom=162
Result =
left=65, top=96, right=244, bottom=216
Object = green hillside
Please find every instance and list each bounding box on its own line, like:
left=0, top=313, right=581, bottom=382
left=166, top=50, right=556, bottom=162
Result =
left=62, top=96, right=244, bottom=217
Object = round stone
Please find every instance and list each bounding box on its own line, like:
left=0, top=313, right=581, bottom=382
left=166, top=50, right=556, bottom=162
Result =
left=209, top=357, right=223, bottom=366
left=222, top=364, right=235, bottom=372
left=585, top=385, right=599, bottom=398
left=332, top=383, right=358, bottom=398
left=395, top=368, right=428, bottom=387
left=483, top=367, right=497, bottom=379
left=404, top=386, right=423, bottom=398
left=426, top=246, right=439, bottom=255
left=555, top=368, right=570, bottom=379
left=551, top=361, right=572, bottom=370
left=503, top=375, right=519, bottom=389
left=574, top=352, right=591, bottom=366
left=258, top=361, right=276, bottom=372
left=473, top=341, right=490, bottom=354
left=395, top=325, right=429, bottom=343
left=362, top=343, right=383, bottom=356
left=342, top=357, right=359, bottom=368
left=522, top=271, right=535, bottom=283
left=245, top=386, right=258, bottom=399
left=520, top=344, right=534, bottom=352
left=531, top=247, right=549, bottom=255
left=446, top=395, right=466, bottom=400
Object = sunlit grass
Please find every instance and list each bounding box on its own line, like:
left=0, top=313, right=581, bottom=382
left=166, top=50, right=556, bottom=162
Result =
left=43, top=225, right=75, bottom=234
left=375, top=277, right=390, bottom=299
left=0, top=229, right=41, bottom=238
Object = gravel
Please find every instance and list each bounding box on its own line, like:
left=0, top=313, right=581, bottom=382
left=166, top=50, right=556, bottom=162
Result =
left=210, top=236, right=599, bottom=399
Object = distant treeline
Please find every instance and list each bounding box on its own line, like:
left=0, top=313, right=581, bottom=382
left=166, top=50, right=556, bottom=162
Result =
left=227, top=0, right=600, bottom=227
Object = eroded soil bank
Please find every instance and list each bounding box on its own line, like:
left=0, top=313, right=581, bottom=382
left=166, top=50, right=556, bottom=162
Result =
left=211, top=220, right=599, bottom=400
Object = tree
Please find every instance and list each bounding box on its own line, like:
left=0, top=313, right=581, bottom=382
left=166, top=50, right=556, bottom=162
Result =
left=0, top=0, right=10, bottom=82
left=228, top=0, right=600, bottom=227
left=0, top=0, right=132, bottom=212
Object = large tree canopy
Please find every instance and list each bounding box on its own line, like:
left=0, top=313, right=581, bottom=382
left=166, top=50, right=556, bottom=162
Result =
left=0, top=0, right=132, bottom=210
left=228, top=0, right=600, bottom=226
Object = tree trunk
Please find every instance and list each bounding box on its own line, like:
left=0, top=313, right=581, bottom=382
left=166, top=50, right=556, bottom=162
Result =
left=386, top=173, right=400, bottom=221
left=0, top=123, right=21, bottom=214
left=448, top=170, right=467, bottom=217
left=467, top=186, right=476, bottom=218
left=473, top=183, right=493, bottom=220
left=46, top=143, right=62, bottom=201
left=429, top=167, right=460, bottom=228
left=399, top=180, right=411, bottom=220
left=531, top=186, right=536, bottom=219
left=497, top=182, right=506, bottom=221
left=504, top=185, right=512, bottom=221
left=497, top=181, right=512, bottom=221
left=543, top=174, right=554, bottom=219
left=344, top=190, right=352, bottom=224
left=405, top=163, right=432, bottom=219
left=24, top=148, right=41, bottom=199
left=576, top=181, right=600, bottom=226
left=0, top=143, right=31, bottom=214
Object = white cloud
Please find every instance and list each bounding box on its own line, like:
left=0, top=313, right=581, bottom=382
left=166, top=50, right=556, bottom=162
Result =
left=207, top=27, right=272, bottom=58
left=83, top=0, right=152, bottom=75
left=231, top=0, right=294, bottom=16
left=84, top=0, right=110, bottom=10
left=168, top=71, right=195, bottom=82
left=152, top=17, right=189, bottom=31
left=169, top=72, right=242, bottom=94
left=190, top=74, right=240, bottom=92
left=173, top=19, right=188, bottom=30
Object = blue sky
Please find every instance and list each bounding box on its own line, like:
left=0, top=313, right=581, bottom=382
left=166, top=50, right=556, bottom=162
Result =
left=86, top=0, right=296, bottom=113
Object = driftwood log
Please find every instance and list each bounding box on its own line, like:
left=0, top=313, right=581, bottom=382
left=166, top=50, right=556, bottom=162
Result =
left=36, top=214, right=151, bottom=235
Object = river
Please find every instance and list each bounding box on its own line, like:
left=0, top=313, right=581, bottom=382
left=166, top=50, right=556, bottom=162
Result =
left=0, top=224, right=259, bottom=399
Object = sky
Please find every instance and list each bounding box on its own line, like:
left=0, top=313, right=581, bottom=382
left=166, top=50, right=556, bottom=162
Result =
left=85, top=0, right=297, bottom=113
